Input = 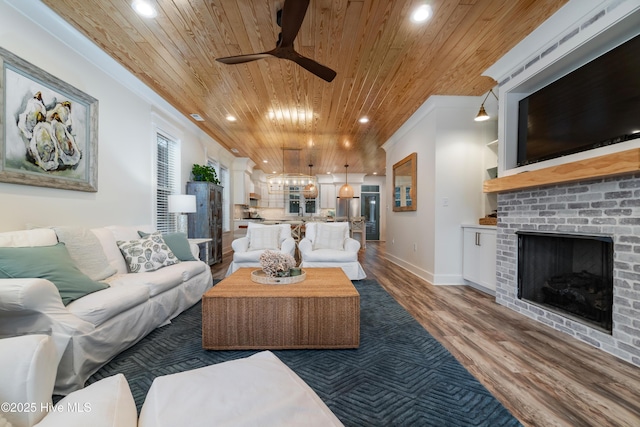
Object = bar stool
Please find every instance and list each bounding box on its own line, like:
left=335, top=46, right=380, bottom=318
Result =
left=290, top=222, right=304, bottom=243
left=350, top=216, right=366, bottom=249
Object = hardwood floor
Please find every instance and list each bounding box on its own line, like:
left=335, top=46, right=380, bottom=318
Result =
left=211, top=242, right=640, bottom=427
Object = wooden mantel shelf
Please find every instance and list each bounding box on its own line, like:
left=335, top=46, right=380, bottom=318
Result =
left=484, top=148, right=640, bottom=193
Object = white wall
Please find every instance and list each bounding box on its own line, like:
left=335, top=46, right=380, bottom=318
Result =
left=383, top=96, right=484, bottom=285
left=0, top=1, right=232, bottom=232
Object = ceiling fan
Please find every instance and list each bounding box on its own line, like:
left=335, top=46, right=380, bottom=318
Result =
left=215, top=0, right=337, bottom=83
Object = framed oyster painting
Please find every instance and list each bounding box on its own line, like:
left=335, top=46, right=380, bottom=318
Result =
left=0, top=46, right=98, bottom=192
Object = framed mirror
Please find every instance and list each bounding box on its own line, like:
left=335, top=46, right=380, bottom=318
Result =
left=392, top=153, right=417, bottom=212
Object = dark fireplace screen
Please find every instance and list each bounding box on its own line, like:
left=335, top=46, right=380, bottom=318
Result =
left=517, top=231, right=613, bottom=333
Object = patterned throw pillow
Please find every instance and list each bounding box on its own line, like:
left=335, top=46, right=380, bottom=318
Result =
left=137, top=231, right=197, bottom=261
left=116, top=232, right=180, bottom=273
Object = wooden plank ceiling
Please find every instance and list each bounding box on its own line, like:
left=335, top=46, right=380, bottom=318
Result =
left=42, top=0, right=568, bottom=176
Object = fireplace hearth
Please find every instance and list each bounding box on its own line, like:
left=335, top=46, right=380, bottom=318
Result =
left=517, top=231, right=613, bottom=333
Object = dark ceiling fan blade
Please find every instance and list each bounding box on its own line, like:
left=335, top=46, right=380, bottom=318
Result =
left=289, top=52, right=337, bottom=82
left=279, top=0, right=310, bottom=47
left=216, top=1, right=336, bottom=83
left=216, top=52, right=273, bottom=64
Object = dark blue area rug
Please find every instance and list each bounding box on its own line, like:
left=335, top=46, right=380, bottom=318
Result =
left=89, top=279, right=521, bottom=426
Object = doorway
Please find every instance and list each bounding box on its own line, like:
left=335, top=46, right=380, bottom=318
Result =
left=361, top=186, right=380, bottom=241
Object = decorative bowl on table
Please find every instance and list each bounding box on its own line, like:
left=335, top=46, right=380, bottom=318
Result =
left=251, top=269, right=306, bottom=284
left=258, top=250, right=296, bottom=275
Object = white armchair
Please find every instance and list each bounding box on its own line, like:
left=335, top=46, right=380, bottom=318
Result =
left=225, top=223, right=296, bottom=276
left=299, top=222, right=366, bottom=280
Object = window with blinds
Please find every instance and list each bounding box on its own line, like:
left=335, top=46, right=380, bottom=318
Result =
left=156, top=133, right=178, bottom=233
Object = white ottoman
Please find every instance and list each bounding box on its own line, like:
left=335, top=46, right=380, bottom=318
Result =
left=138, top=351, right=343, bottom=427
left=0, top=335, right=57, bottom=427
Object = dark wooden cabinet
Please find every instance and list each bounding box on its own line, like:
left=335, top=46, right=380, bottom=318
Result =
left=186, top=182, right=223, bottom=265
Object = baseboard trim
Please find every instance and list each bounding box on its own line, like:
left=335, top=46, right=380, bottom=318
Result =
left=384, top=253, right=434, bottom=284
left=384, top=254, right=466, bottom=286
left=433, top=274, right=465, bottom=286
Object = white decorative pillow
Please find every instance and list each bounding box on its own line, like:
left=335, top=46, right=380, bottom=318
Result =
left=0, top=228, right=58, bottom=247
left=116, top=232, right=180, bottom=273
left=306, top=222, right=349, bottom=243
left=313, top=223, right=347, bottom=250
left=247, top=222, right=291, bottom=243
left=54, top=226, right=117, bottom=281
left=248, top=227, right=281, bottom=251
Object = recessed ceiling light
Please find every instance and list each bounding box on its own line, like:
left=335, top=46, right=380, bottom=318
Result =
left=272, top=171, right=277, bottom=174
left=131, top=0, right=157, bottom=18
left=359, top=117, right=369, bottom=123
left=411, top=4, right=432, bottom=23
left=230, top=148, right=239, bottom=153
left=373, top=172, right=377, bottom=175
left=226, top=115, right=237, bottom=122
left=263, top=160, right=268, bottom=163
left=190, top=113, right=204, bottom=122
left=326, top=171, right=331, bottom=174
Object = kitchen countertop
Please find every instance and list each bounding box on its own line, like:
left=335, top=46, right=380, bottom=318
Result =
left=234, top=218, right=335, bottom=223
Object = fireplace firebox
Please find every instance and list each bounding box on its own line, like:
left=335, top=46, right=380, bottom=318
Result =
left=517, top=231, right=613, bottom=333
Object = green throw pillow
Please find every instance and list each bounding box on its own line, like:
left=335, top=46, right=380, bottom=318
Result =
left=137, top=231, right=197, bottom=261
left=0, top=243, right=109, bottom=305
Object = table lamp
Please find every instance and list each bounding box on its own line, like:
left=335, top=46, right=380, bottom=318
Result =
left=168, top=194, right=197, bottom=234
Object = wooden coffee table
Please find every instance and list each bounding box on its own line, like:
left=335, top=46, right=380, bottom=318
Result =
left=202, top=268, right=360, bottom=350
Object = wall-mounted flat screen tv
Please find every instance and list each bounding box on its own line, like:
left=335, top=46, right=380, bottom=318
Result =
left=517, top=33, right=640, bottom=167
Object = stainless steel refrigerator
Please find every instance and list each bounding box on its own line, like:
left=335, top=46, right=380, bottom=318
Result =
left=336, top=197, right=360, bottom=221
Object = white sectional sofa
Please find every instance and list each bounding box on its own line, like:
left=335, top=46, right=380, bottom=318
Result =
left=0, top=225, right=213, bottom=395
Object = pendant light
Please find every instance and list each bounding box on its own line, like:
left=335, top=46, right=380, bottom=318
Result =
left=267, top=147, right=317, bottom=194
left=302, top=164, right=318, bottom=198
left=474, top=89, right=498, bottom=122
left=339, top=164, right=354, bottom=198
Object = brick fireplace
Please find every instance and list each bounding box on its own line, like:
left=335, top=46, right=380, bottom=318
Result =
left=495, top=172, right=640, bottom=366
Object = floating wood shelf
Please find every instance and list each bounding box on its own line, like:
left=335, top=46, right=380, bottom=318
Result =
left=483, top=148, right=640, bottom=193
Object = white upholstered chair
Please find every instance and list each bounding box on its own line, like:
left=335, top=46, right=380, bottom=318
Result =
left=298, top=222, right=366, bottom=280
left=225, top=223, right=296, bottom=276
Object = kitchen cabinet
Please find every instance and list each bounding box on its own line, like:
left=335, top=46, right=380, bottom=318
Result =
left=320, top=184, right=336, bottom=209
left=232, top=170, right=251, bottom=205
left=187, top=182, right=223, bottom=264
left=462, top=225, right=496, bottom=292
